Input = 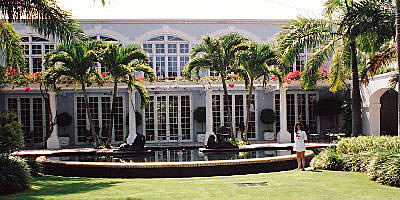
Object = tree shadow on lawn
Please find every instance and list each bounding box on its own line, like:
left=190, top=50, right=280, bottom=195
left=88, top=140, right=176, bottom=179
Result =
left=11, top=176, right=133, bottom=199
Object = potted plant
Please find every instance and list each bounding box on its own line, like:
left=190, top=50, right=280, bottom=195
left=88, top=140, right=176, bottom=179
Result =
left=260, top=109, right=276, bottom=140
left=56, top=112, right=73, bottom=146
left=193, top=107, right=206, bottom=142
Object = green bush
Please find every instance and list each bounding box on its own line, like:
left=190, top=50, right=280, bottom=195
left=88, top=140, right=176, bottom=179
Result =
left=367, top=150, right=400, bottom=187
left=25, top=157, right=43, bottom=177
left=0, top=156, right=31, bottom=195
left=336, top=136, right=400, bottom=154
left=0, top=112, right=24, bottom=155
left=341, top=151, right=375, bottom=172
left=310, top=147, right=344, bottom=171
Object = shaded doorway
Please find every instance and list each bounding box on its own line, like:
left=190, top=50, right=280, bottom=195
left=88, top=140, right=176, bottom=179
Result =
left=380, top=90, right=398, bottom=136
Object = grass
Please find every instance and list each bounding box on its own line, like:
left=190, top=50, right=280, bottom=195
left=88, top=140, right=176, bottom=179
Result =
left=3, top=170, right=400, bottom=200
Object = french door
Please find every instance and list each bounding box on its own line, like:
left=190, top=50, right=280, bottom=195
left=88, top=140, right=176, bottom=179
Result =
left=75, top=96, right=125, bottom=144
left=6, top=97, right=47, bottom=146
left=144, top=94, right=192, bottom=142
left=211, top=93, right=257, bottom=139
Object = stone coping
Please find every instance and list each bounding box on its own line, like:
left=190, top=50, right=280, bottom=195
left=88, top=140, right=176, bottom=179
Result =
left=37, top=150, right=314, bottom=169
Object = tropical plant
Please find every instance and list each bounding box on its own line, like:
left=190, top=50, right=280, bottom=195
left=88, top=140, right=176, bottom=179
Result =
left=43, top=39, right=105, bottom=145
left=276, top=0, right=395, bottom=136
left=99, top=43, right=155, bottom=143
left=183, top=33, right=248, bottom=137
left=235, top=42, right=281, bottom=138
left=0, top=112, right=24, bottom=156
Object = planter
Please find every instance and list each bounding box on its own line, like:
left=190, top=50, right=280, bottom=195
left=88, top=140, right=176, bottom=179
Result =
left=264, top=131, right=275, bottom=141
left=59, top=137, right=70, bottom=146
left=197, top=134, right=205, bottom=143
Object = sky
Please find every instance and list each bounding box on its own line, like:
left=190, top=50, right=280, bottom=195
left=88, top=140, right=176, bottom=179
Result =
left=58, top=0, right=325, bottom=20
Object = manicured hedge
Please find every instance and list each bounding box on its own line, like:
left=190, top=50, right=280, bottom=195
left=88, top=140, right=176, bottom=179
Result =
left=0, top=156, right=31, bottom=195
left=311, top=136, right=400, bottom=187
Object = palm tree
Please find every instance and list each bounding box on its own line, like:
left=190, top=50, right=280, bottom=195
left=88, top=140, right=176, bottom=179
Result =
left=183, top=33, right=248, bottom=137
left=43, top=39, right=104, bottom=145
left=276, top=0, right=394, bottom=136
left=99, top=43, right=155, bottom=143
left=235, top=42, right=281, bottom=140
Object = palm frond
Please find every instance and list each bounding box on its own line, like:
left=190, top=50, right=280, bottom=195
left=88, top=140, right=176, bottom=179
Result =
left=128, top=81, right=149, bottom=109
left=301, top=38, right=337, bottom=90
left=0, top=20, right=25, bottom=68
left=132, top=64, right=156, bottom=82
left=361, top=45, right=397, bottom=85
left=183, top=57, right=212, bottom=79
left=1, top=0, right=83, bottom=41
left=329, top=42, right=351, bottom=92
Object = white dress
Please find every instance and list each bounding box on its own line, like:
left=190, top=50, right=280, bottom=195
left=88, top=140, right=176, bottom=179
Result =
left=293, top=130, right=307, bottom=152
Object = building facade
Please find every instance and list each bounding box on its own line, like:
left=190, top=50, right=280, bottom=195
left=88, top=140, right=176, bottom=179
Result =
left=0, top=19, right=340, bottom=148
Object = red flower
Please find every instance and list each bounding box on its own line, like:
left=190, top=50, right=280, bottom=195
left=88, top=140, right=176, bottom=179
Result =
left=24, top=88, right=31, bottom=92
left=101, top=72, right=109, bottom=78
left=229, top=83, right=235, bottom=88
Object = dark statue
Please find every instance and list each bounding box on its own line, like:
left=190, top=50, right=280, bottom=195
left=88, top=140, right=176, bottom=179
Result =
left=206, top=126, right=238, bottom=149
left=118, top=134, right=146, bottom=151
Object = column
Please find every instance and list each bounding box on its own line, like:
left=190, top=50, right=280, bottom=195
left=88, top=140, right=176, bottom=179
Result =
left=127, top=90, right=137, bottom=144
left=278, top=87, right=291, bottom=143
left=47, top=92, right=60, bottom=149
left=369, top=103, right=381, bottom=136
left=204, top=87, right=214, bottom=145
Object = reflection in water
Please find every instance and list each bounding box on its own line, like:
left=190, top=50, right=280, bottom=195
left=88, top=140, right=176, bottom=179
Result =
left=49, top=149, right=291, bottom=163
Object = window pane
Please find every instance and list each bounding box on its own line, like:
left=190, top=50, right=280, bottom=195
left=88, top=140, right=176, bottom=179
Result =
left=149, top=36, right=165, bottom=41
left=168, top=56, right=177, bottom=77
left=23, top=45, right=30, bottom=55
left=44, top=45, right=54, bottom=54
left=180, top=56, right=189, bottom=73
left=32, top=45, right=42, bottom=55
left=168, top=44, right=177, bottom=53
left=155, top=44, right=165, bottom=53
left=32, top=58, right=43, bottom=73
left=156, top=56, right=166, bottom=77
left=168, top=36, right=184, bottom=41
left=180, top=44, right=189, bottom=53
left=143, top=43, right=153, bottom=53
left=145, top=96, right=155, bottom=141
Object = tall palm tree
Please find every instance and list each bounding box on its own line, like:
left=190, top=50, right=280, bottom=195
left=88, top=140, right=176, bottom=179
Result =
left=183, top=33, right=248, bottom=137
left=276, top=0, right=394, bottom=136
left=235, top=43, right=281, bottom=140
left=99, top=43, right=155, bottom=143
left=43, top=39, right=104, bottom=145
left=0, top=0, right=81, bottom=41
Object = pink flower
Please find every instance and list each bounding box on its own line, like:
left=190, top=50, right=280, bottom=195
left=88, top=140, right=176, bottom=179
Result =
left=136, top=75, right=145, bottom=81
left=270, top=76, right=278, bottom=81
left=24, top=88, right=31, bottom=92
left=101, top=72, right=109, bottom=78
left=229, top=83, right=235, bottom=88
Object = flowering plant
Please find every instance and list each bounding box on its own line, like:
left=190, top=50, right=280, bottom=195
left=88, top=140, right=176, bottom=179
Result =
left=319, top=70, right=329, bottom=80
left=283, top=70, right=302, bottom=84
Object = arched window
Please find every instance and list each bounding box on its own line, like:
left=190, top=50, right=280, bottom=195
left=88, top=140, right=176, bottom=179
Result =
left=142, top=35, right=190, bottom=79
left=21, top=36, right=55, bottom=73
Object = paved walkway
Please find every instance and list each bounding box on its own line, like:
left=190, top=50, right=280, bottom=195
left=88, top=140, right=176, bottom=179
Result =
left=14, top=142, right=335, bottom=156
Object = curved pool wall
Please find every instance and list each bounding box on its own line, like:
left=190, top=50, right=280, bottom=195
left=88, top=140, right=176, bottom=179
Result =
left=37, top=150, right=314, bottom=178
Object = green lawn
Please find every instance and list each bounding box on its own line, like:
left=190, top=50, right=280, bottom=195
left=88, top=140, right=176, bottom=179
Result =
left=4, top=170, right=400, bottom=200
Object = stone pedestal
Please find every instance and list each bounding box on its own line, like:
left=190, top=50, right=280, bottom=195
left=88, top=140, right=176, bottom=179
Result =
left=127, top=91, right=137, bottom=144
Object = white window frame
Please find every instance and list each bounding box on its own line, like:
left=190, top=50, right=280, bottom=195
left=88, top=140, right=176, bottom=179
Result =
left=211, top=92, right=258, bottom=140
left=74, top=94, right=126, bottom=145
left=5, top=96, right=47, bottom=145
left=273, top=91, right=320, bottom=133
left=21, top=35, right=55, bottom=73
left=142, top=93, right=193, bottom=143
left=142, top=35, right=190, bottom=79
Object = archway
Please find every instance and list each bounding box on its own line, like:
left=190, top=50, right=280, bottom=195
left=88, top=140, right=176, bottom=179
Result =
left=380, top=90, right=398, bottom=136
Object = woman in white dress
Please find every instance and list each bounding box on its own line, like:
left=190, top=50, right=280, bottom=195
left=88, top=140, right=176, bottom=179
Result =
left=293, top=122, right=307, bottom=170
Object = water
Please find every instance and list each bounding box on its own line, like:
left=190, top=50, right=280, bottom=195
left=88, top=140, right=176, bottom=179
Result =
left=48, top=149, right=292, bottom=163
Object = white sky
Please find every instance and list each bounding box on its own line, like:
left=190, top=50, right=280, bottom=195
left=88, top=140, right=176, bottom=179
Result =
left=58, top=0, right=324, bottom=19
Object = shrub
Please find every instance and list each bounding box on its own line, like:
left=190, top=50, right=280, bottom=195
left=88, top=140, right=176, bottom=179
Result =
left=193, top=107, right=206, bottom=123
left=260, top=109, right=275, bottom=125
left=336, top=136, right=400, bottom=154
left=367, top=150, right=400, bottom=187
left=25, top=157, right=43, bottom=177
left=0, top=112, right=24, bottom=155
left=310, top=147, right=344, bottom=171
left=341, top=151, right=375, bottom=172
left=0, top=156, right=31, bottom=195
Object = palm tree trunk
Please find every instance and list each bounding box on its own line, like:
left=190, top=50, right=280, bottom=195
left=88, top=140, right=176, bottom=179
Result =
left=82, top=82, right=97, bottom=146
left=350, top=41, right=362, bottom=137
left=107, top=81, right=118, bottom=143
left=221, top=75, right=233, bottom=138
left=396, top=0, right=400, bottom=136
left=244, top=80, right=254, bottom=141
